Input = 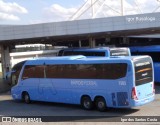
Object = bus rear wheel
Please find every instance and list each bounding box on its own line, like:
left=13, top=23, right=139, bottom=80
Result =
left=23, top=92, right=31, bottom=104
left=81, top=96, right=93, bottom=110
left=95, top=97, right=106, bottom=112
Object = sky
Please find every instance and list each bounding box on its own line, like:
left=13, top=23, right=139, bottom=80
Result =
left=0, top=0, right=160, bottom=25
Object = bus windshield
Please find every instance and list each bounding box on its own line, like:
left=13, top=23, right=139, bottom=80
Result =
left=110, top=48, right=130, bottom=56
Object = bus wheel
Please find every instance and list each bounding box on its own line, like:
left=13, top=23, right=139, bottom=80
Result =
left=81, top=96, right=93, bottom=110
left=23, top=92, right=31, bottom=104
left=95, top=97, right=106, bottom=112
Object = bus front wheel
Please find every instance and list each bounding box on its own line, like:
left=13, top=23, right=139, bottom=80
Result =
left=22, top=92, right=31, bottom=104
left=81, top=96, right=93, bottom=110
left=95, top=97, right=106, bottom=112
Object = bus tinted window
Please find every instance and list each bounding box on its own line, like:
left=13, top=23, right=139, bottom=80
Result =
left=87, top=52, right=105, bottom=56
left=134, top=58, right=153, bottom=86
left=46, top=65, right=57, bottom=78
left=63, top=51, right=73, bottom=56
left=46, top=63, right=127, bottom=79
left=71, top=51, right=83, bottom=56
left=22, top=65, right=44, bottom=79
left=65, top=51, right=105, bottom=57
left=35, top=66, right=45, bottom=78
left=94, top=52, right=105, bottom=56
left=92, top=64, right=128, bottom=79
left=58, top=50, right=64, bottom=56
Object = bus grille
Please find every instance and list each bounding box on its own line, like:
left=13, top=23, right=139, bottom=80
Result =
left=117, top=92, right=129, bottom=106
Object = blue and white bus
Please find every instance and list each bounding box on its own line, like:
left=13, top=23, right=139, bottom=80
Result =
left=130, top=45, right=160, bottom=83
left=58, top=47, right=131, bottom=57
left=11, top=55, right=155, bottom=111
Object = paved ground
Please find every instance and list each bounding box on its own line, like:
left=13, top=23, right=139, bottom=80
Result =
left=0, top=84, right=160, bottom=124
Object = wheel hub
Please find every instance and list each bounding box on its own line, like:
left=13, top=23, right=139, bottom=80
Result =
left=98, top=102, right=104, bottom=108
left=84, top=101, right=90, bottom=108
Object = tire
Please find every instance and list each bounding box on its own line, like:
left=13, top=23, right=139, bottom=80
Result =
left=95, top=97, right=106, bottom=112
left=23, top=92, right=31, bottom=104
left=81, top=96, right=93, bottom=110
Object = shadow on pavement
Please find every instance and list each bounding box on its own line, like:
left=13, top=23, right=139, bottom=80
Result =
left=0, top=99, right=139, bottom=122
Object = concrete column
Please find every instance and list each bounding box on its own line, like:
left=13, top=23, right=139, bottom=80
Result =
left=11, top=56, right=14, bottom=68
left=0, top=45, right=11, bottom=78
left=79, top=40, right=82, bottom=48
left=89, top=37, right=96, bottom=48
left=122, top=37, right=129, bottom=44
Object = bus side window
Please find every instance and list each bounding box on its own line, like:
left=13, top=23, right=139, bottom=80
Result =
left=46, top=65, right=57, bottom=78
left=34, top=66, right=45, bottom=78
left=94, top=52, right=105, bottom=56
left=96, top=63, right=127, bottom=79
left=64, top=51, right=73, bottom=56
left=73, top=51, right=81, bottom=55
left=22, top=65, right=45, bottom=80
left=58, top=50, right=64, bottom=56
left=22, top=66, right=35, bottom=80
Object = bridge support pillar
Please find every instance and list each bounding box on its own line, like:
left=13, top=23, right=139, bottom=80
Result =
left=89, top=37, right=96, bottom=48
left=79, top=40, right=82, bottom=47
left=122, top=37, right=129, bottom=45
left=0, top=45, right=11, bottom=78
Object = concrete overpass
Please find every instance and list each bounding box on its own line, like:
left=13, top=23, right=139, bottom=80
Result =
left=1, top=12, right=160, bottom=44
left=1, top=12, right=160, bottom=77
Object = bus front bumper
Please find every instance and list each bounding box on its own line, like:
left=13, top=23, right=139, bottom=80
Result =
left=11, top=87, right=21, bottom=100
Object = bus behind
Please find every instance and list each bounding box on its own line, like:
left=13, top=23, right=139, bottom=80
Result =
left=58, top=47, right=131, bottom=57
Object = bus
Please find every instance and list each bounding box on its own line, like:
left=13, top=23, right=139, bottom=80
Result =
left=130, top=45, right=160, bottom=83
left=11, top=55, right=155, bottom=111
left=57, top=47, right=131, bottom=57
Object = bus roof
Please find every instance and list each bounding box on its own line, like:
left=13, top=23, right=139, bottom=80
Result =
left=61, top=47, right=129, bottom=52
left=24, top=55, right=149, bottom=65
